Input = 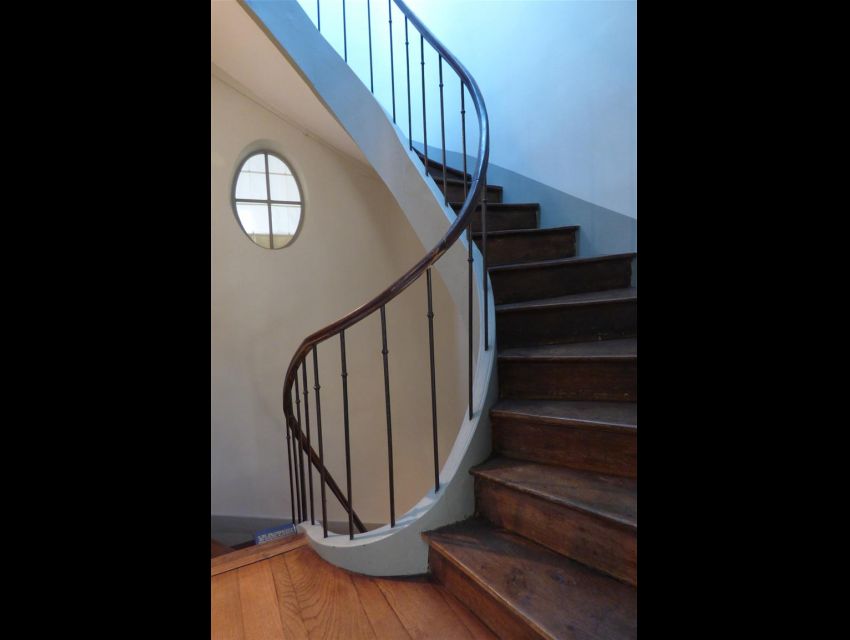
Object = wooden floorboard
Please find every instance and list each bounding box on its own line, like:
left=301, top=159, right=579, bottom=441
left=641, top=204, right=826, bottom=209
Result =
left=269, top=554, right=310, bottom=639
left=435, top=585, right=499, bottom=640
left=375, top=577, right=475, bottom=639
left=211, top=570, right=244, bottom=640
left=350, top=572, right=412, bottom=639
left=284, top=546, right=376, bottom=639
left=236, top=561, right=286, bottom=640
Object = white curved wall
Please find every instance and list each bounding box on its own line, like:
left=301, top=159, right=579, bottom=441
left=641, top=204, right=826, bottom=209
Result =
left=211, top=70, right=468, bottom=528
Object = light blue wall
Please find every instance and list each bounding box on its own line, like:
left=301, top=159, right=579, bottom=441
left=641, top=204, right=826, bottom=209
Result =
left=295, top=0, right=636, bottom=222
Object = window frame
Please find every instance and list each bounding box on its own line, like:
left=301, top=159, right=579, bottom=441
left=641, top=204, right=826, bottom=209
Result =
left=231, top=150, right=305, bottom=250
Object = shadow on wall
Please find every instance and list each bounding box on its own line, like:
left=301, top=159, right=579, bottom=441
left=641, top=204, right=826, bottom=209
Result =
left=413, top=142, right=637, bottom=262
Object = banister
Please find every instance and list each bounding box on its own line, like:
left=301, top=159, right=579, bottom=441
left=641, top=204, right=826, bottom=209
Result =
left=281, top=0, right=490, bottom=535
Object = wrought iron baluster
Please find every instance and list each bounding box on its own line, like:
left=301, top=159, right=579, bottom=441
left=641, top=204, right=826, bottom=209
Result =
left=421, top=34, right=428, bottom=173
left=379, top=305, right=396, bottom=527
left=367, top=0, right=374, bottom=93
left=292, top=390, right=302, bottom=522
left=313, top=346, right=328, bottom=538
left=439, top=55, right=447, bottom=204
left=482, top=173, right=489, bottom=351
left=461, top=81, right=468, bottom=201
left=426, top=269, right=439, bottom=492
left=388, top=0, right=395, bottom=123
left=295, top=375, right=307, bottom=519
left=343, top=0, right=347, bottom=62
left=405, top=17, right=412, bottom=150
left=468, top=221, right=473, bottom=420
left=302, top=361, right=315, bottom=525
left=340, top=331, right=354, bottom=539
left=317, top=0, right=321, bottom=32
left=286, top=419, right=296, bottom=524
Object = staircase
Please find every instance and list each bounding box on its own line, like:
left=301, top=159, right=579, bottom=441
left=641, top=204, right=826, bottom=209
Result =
left=240, top=1, right=635, bottom=627
left=419, top=153, right=638, bottom=640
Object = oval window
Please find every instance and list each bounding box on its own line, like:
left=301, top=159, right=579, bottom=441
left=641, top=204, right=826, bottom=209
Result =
left=232, top=152, right=303, bottom=249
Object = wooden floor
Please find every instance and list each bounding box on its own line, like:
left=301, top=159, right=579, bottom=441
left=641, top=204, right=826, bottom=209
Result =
left=211, top=534, right=496, bottom=639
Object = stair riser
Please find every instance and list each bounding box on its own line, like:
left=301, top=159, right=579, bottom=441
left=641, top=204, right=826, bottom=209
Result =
left=497, top=300, right=637, bottom=348
left=428, top=548, right=542, bottom=640
left=467, top=207, right=539, bottom=232
left=492, top=418, right=637, bottom=477
left=499, top=359, right=637, bottom=401
left=475, top=479, right=637, bottom=586
left=440, top=181, right=503, bottom=204
left=426, top=163, right=468, bottom=181
left=491, top=258, right=633, bottom=305
left=474, top=230, right=577, bottom=267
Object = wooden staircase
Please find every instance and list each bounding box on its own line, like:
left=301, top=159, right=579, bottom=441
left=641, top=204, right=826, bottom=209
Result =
left=419, top=152, right=637, bottom=639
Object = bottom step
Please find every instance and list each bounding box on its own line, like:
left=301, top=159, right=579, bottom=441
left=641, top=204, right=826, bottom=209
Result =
left=425, top=518, right=636, bottom=640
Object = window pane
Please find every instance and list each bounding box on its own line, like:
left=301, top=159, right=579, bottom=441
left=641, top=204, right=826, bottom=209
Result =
left=235, top=155, right=268, bottom=200
left=236, top=202, right=271, bottom=248
left=243, top=153, right=266, bottom=173
left=268, top=157, right=300, bottom=202
left=266, top=154, right=290, bottom=175
left=271, top=204, right=301, bottom=246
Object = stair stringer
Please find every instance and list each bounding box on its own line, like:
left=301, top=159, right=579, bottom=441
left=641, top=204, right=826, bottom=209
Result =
left=240, top=0, right=499, bottom=575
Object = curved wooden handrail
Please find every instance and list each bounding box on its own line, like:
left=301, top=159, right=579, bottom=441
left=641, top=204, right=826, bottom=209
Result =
left=283, top=0, right=489, bottom=533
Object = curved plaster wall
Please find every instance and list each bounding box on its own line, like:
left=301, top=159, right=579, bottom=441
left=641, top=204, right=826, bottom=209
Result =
left=212, top=70, right=470, bottom=529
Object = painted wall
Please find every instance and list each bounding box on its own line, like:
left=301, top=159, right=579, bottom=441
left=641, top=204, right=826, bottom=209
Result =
left=211, top=72, right=467, bottom=532
left=294, top=0, right=636, bottom=221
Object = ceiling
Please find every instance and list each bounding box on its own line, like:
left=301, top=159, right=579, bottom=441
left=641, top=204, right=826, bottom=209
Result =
left=211, top=0, right=368, bottom=165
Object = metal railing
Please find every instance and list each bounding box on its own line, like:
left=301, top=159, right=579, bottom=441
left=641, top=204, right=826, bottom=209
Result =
left=283, top=0, right=490, bottom=538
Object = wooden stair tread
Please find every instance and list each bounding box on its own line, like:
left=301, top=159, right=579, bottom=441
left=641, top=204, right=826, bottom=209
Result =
left=492, top=399, right=637, bottom=431
left=472, top=225, right=578, bottom=239
left=472, top=457, right=636, bottom=528
left=496, top=288, right=637, bottom=313
left=499, top=338, right=637, bottom=361
left=488, top=252, right=636, bottom=273
left=425, top=518, right=637, bottom=640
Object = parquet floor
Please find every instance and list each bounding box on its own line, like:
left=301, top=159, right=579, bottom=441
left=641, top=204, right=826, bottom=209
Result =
left=211, top=534, right=497, bottom=639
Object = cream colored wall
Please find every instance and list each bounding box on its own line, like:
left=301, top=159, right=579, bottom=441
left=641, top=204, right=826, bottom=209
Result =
left=211, top=73, right=466, bottom=526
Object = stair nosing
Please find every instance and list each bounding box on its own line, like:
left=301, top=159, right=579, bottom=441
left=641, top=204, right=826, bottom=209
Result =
left=438, top=176, right=503, bottom=190
left=471, top=462, right=637, bottom=530
left=472, top=225, right=578, bottom=239
left=489, top=252, right=636, bottom=273
left=499, top=352, right=636, bottom=363
left=498, top=338, right=637, bottom=363
left=496, top=288, right=637, bottom=313
left=449, top=201, right=539, bottom=209
left=490, top=406, right=637, bottom=433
